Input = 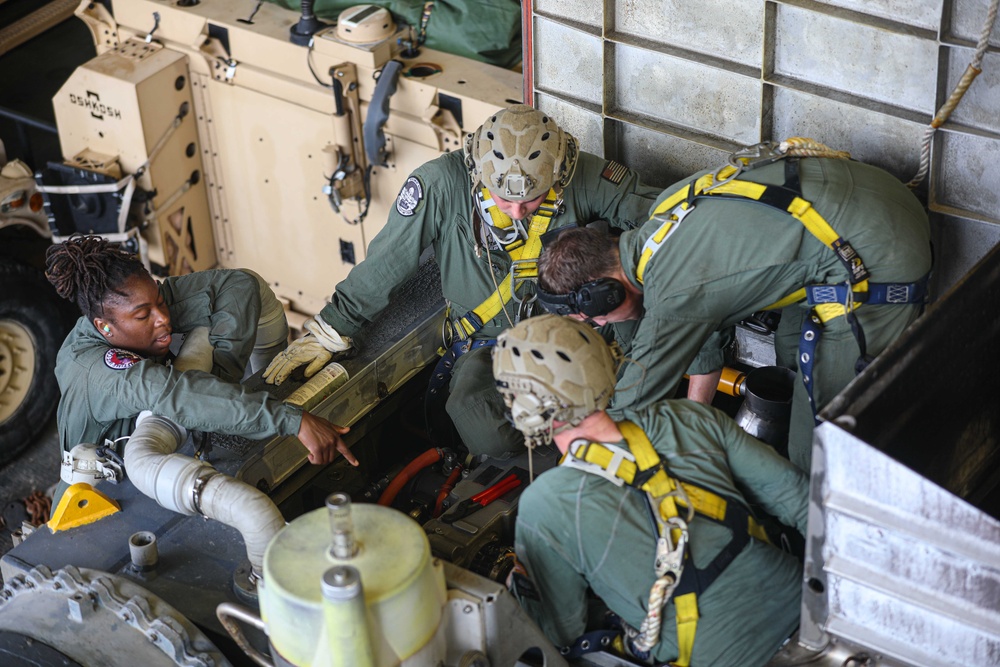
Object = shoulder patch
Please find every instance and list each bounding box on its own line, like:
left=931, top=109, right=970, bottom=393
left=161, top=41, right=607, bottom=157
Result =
left=396, top=176, right=424, bottom=217
left=601, top=160, right=628, bottom=185
left=104, top=348, right=142, bottom=370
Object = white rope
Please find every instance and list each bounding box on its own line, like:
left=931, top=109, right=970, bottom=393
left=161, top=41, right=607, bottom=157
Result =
left=908, top=0, right=999, bottom=189
left=630, top=574, right=674, bottom=652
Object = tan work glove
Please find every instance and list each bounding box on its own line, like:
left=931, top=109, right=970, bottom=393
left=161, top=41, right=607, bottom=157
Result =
left=262, top=317, right=352, bottom=385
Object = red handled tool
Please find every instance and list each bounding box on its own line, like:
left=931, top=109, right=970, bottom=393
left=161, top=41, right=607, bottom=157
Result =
left=442, top=473, right=522, bottom=524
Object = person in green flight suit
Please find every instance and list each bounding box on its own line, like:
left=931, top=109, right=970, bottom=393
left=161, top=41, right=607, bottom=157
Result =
left=46, top=236, right=357, bottom=502
left=535, top=142, right=932, bottom=472
left=492, top=314, right=808, bottom=667
left=263, top=104, right=659, bottom=458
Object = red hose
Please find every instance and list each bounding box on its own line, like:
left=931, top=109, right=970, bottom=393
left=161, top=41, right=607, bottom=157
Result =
left=433, top=465, right=464, bottom=518
left=377, top=448, right=442, bottom=507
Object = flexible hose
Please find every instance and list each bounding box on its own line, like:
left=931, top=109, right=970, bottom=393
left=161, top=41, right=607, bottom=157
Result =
left=908, top=0, right=999, bottom=188
left=125, top=413, right=285, bottom=575
left=433, top=465, right=463, bottom=517
left=377, top=448, right=442, bottom=507
left=123, top=414, right=205, bottom=515
left=199, top=473, right=285, bottom=576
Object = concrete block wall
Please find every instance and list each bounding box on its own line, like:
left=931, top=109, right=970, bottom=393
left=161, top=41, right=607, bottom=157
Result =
left=528, top=0, right=1000, bottom=296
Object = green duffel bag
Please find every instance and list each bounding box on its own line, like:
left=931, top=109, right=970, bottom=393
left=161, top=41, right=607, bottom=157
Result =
left=267, top=0, right=522, bottom=68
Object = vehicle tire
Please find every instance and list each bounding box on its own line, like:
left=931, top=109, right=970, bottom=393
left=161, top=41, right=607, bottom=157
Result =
left=0, top=261, right=74, bottom=466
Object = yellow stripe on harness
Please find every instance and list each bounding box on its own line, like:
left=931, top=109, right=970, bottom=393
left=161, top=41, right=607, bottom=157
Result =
left=640, top=161, right=871, bottom=309
left=563, top=421, right=766, bottom=666
left=458, top=188, right=559, bottom=337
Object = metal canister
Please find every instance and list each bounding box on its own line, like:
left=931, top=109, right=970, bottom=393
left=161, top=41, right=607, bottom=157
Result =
left=734, top=366, right=796, bottom=454
left=284, top=362, right=349, bottom=412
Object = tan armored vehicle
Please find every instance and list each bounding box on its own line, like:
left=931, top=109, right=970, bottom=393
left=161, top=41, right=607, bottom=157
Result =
left=0, top=0, right=518, bottom=461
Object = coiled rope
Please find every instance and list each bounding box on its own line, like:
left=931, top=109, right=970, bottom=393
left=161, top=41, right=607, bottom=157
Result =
left=779, top=137, right=851, bottom=160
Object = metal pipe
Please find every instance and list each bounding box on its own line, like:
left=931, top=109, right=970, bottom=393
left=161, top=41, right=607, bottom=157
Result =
left=216, top=602, right=274, bottom=667
left=128, top=531, right=158, bottom=571
left=327, top=493, right=357, bottom=559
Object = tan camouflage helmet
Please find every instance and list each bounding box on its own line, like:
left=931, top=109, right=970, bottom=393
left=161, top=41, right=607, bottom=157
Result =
left=493, top=314, right=619, bottom=448
left=464, top=105, right=579, bottom=201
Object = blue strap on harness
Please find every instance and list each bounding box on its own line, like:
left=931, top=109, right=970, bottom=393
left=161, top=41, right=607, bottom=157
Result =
left=426, top=338, right=496, bottom=397
left=805, top=280, right=928, bottom=306
left=560, top=628, right=621, bottom=659
left=799, top=276, right=928, bottom=423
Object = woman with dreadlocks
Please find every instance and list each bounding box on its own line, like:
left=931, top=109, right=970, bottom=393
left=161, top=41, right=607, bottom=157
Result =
left=46, top=236, right=356, bottom=500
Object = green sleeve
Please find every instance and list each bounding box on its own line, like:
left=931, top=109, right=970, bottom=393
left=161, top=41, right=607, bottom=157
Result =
left=686, top=327, right=733, bottom=376
left=712, top=412, right=809, bottom=535
left=320, top=170, right=445, bottom=338
left=573, top=152, right=660, bottom=233
left=89, top=359, right=302, bottom=439
left=610, top=314, right=720, bottom=411
left=160, top=269, right=261, bottom=383
left=514, top=486, right=590, bottom=647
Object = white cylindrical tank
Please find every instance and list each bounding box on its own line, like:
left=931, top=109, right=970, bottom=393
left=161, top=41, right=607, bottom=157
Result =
left=260, top=501, right=447, bottom=667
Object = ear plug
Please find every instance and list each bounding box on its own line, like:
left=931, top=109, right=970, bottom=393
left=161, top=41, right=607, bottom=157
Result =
left=103, top=325, right=111, bottom=333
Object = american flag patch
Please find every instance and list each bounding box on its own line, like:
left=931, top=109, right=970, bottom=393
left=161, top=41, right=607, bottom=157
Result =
left=601, top=160, right=628, bottom=185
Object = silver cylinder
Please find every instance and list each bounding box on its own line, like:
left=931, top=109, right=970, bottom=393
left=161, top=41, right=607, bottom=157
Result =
left=326, top=493, right=357, bottom=559
left=321, top=566, right=362, bottom=601
left=129, top=531, right=158, bottom=571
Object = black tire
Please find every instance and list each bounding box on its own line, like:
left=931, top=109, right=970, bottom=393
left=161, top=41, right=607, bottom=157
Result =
left=0, top=261, right=74, bottom=466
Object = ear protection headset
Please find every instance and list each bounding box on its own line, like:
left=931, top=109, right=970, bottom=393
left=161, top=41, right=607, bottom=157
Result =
left=536, top=278, right=626, bottom=318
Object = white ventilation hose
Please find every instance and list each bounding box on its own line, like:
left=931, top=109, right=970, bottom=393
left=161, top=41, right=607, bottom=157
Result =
left=125, top=413, right=285, bottom=576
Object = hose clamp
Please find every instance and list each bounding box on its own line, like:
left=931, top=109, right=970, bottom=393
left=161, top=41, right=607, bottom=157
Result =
left=192, top=469, right=223, bottom=515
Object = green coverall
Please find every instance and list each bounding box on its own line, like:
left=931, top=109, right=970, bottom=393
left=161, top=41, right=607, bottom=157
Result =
left=54, top=269, right=302, bottom=464
left=514, top=400, right=808, bottom=666
left=320, top=150, right=658, bottom=456
left=609, top=157, right=931, bottom=471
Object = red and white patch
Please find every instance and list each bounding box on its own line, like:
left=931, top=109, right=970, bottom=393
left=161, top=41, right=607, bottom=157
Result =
left=104, top=348, right=142, bottom=370
left=601, top=160, right=628, bottom=185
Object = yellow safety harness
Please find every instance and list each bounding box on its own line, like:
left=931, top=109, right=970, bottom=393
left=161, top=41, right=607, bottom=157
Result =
left=635, top=151, right=927, bottom=421
left=640, top=161, right=870, bottom=325
left=455, top=187, right=561, bottom=339
left=561, top=420, right=767, bottom=666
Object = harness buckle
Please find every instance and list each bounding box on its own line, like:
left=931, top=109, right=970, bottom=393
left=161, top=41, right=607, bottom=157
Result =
left=704, top=141, right=785, bottom=193
left=729, top=141, right=784, bottom=170
left=654, top=517, right=688, bottom=579
left=563, top=441, right=635, bottom=487
left=509, top=258, right=539, bottom=306
left=671, top=202, right=697, bottom=223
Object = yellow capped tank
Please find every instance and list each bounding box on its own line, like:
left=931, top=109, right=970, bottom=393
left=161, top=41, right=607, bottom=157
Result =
left=259, top=494, right=447, bottom=667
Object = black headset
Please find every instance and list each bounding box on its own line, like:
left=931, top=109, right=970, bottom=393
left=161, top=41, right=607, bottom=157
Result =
left=536, top=278, right=626, bottom=318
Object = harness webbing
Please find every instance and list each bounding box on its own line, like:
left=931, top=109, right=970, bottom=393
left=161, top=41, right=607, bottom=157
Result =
left=562, top=420, right=766, bottom=666
left=640, top=163, right=871, bottom=306
left=456, top=188, right=560, bottom=338
left=636, top=156, right=927, bottom=423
